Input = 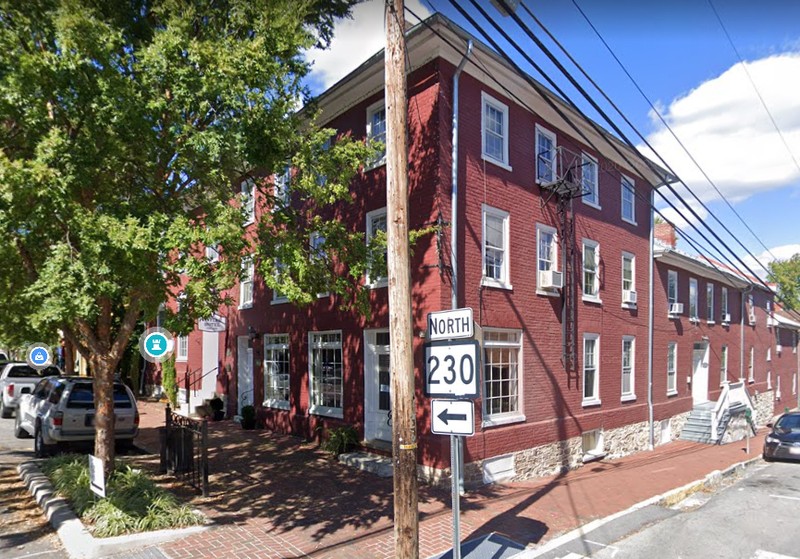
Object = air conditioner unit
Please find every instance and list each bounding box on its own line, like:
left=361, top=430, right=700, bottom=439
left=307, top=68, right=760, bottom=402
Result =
left=669, top=302, right=684, bottom=316
left=623, top=290, right=637, bottom=304
left=777, top=344, right=783, bottom=354
left=767, top=316, right=777, bottom=327
left=720, top=312, right=731, bottom=324
left=749, top=312, right=756, bottom=325
left=539, top=269, right=563, bottom=289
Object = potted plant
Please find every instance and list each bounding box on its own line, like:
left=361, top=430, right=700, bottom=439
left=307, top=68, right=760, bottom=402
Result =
left=240, top=405, right=256, bottom=430
left=209, top=396, right=225, bottom=421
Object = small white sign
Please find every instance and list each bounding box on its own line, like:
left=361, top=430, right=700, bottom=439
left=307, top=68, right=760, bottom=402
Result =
left=427, top=308, right=474, bottom=341
left=424, top=339, right=481, bottom=398
left=198, top=314, right=227, bottom=332
left=431, top=400, right=474, bottom=436
left=88, top=455, right=106, bottom=498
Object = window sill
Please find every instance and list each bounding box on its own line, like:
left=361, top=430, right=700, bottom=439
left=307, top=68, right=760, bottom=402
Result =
left=176, top=357, right=188, bottom=363
left=621, top=394, right=636, bottom=402
left=689, top=317, right=699, bottom=323
left=309, top=405, right=344, bottom=419
left=582, top=398, right=601, bottom=408
left=582, top=295, right=602, bottom=305
left=622, top=303, right=637, bottom=310
left=271, top=297, right=289, bottom=306
left=481, top=154, right=512, bottom=172
left=667, top=389, right=678, bottom=397
left=263, top=399, right=290, bottom=411
left=243, top=218, right=255, bottom=227
left=707, top=320, right=715, bottom=325
left=582, top=200, right=602, bottom=211
left=367, top=278, right=389, bottom=290
left=238, top=302, right=254, bottom=310
left=482, top=413, right=526, bottom=429
left=537, top=288, right=560, bottom=298
left=622, top=217, right=637, bottom=226
left=365, top=158, right=387, bottom=172
left=668, top=313, right=681, bottom=320
left=481, top=278, right=513, bottom=291
left=582, top=451, right=606, bottom=464
left=721, top=322, right=730, bottom=327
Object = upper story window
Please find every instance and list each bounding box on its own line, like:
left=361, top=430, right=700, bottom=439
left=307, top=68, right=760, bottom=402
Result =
left=205, top=243, right=219, bottom=263
left=535, top=125, right=556, bottom=184
left=621, top=175, right=636, bottom=225
left=721, top=287, right=729, bottom=323
left=366, top=208, right=388, bottom=287
left=366, top=100, right=386, bottom=167
left=481, top=92, right=510, bottom=169
left=272, top=255, right=288, bottom=304
left=667, top=269, right=680, bottom=317
left=239, top=256, right=254, bottom=309
left=482, top=205, right=511, bottom=289
left=273, top=165, right=290, bottom=210
left=748, top=294, right=756, bottom=325
left=581, top=153, right=599, bottom=208
left=241, top=179, right=256, bottom=225
left=707, top=283, right=715, bottom=323
left=176, top=335, right=189, bottom=362
left=689, top=278, right=698, bottom=321
left=622, top=252, right=636, bottom=307
left=536, top=223, right=559, bottom=294
left=582, top=239, right=600, bottom=302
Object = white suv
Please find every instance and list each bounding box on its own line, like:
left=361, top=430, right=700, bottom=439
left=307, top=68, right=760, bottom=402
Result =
left=15, top=376, right=139, bottom=457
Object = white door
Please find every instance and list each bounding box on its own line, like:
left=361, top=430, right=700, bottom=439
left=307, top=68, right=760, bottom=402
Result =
left=237, top=336, right=254, bottom=410
left=692, top=342, right=709, bottom=405
left=200, top=331, right=219, bottom=402
left=364, top=330, right=392, bottom=442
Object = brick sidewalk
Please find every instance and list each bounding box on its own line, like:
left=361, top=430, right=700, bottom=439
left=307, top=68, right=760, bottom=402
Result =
left=134, top=400, right=763, bottom=559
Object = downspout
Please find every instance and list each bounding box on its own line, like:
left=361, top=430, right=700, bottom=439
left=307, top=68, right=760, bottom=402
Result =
left=648, top=188, right=655, bottom=450
left=451, top=40, right=473, bottom=309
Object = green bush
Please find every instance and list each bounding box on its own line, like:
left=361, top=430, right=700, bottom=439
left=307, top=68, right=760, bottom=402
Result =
left=320, top=425, right=359, bottom=456
left=161, top=355, right=178, bottom=407
left=42, top=454, right=204, bottom=538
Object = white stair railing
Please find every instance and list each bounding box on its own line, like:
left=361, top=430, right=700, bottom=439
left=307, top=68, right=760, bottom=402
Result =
left=712, top=382, right=731, bottom=442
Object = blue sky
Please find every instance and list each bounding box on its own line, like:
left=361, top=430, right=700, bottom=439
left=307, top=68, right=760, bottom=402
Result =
left=304, top=0, right=800, bottom=276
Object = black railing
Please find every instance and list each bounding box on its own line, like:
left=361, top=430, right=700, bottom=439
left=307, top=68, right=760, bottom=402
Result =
left=160, top=403, right=209, bottom=497
left=184, top=366, right=219, bottom=404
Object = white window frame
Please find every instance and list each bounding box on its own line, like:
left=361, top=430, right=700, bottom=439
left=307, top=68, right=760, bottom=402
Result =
left=621, top=175, right=636, bottom=225
left=481, top=205, right=512, bottom=290
left=582, top=333, right=601, bottom=406
left=366, top=207, right=388, bottom=288
left=707, top=283, right=715, bottom=324
left=582, top=428, right=605, bottom=461
left=582, top=239, right=601, bottom=302
left=720, top=345, right=728, bottom=387
left=668, top=270, right=678, bottom=316
left=263, top=334, right=290, bottom=410
left=176, top=335, right=189, bottom=362
left=481, top=92, right=511, bottom=170
left=536, top=223, right=559, bottom=296
left=239, top=256, right=254, bottom=309
left=310, top=231, right=330, bottom=298
left=622, top=252, right=636, bottom=308
left=721, top=287, right=729, bottom=322
left=689, top=278, right=699, bottom=321
left=748, top=294, right=756, bottom=325
left=308, top=330, right=344, bottom=418
left=366, top=99, right=386, bottom=168
left=535, top=124, right=557, bottom=184
left=767, top=370, right=772, bottom=390
left=621, top=336, right=635, bottom=402
left=748, top=346, right=754, bottom=383
left=272, top=255, right=288, bottom=305
left=482, top=328, right=525, bottom=427
left=581, top=152, right=600, bottom=209
left=272, top=165, right=290, bottom=211
left=667, top=342, right=677, bottom=396
left=241, top=179, right=256, bottom=225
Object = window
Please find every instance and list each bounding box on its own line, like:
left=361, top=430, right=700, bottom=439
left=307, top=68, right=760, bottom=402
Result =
left=241, top=179, right=255, bottom=225
left=176, top=336, right=188, bottom=361
left=263, top=334, right=290, bottom=410
left=582, top=334, right=600, bottom=406
left=308, top=331, right=343, bottom=418
left=205, top=243, right=219, bottom=263
left=366, top=100, right=386, bottom=166
left=621, top=175, right=636, bottom=224
left=535, top=125, right=556, bottom=184
left=272, top=256, right=288, bottom=304
left=582, top=429, right=604, bottom=460
left=481, top=92, right=510, bottom=168
left=720, top=345, right=728, bottom=386
left=581, top=153, right=599, bottom=207
left=310, top=232, right=329, bottom=298
left=689, top=278, right=698, bottom=320
left=483, top=329, right=523, bottom=424
left=582, top=240, right=600, bottom=301
left=273, top=165, right=290, bottom=210
left=767, top=347, right=771, bottom=362
left=748, top=346, right=754, bottom=382
left=622, top=252, right=635, bottom=307
left=239, top=256, right=254, bottom=309
left=667, top=342, right=677, bottom=395
left=721, top=287, right=729, bottom=322
left=668, top=270, right=678, bottom=309
left=794, top=331, right=798, bottom=354
left=748, top=294, right=756, bottom=325
left=621, top=336, right=635, bottom=401
left=366, top=208, right=388, bottom=287
left=537, top=223, right=558, bottom=294
left=707, top=283, right=715, bottom=323
left=767, top=370, right=772, bottom=390
left=482, top=205, right=511, bottom=289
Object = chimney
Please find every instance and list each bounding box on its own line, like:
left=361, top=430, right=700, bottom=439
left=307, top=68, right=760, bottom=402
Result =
left=655, top=222, right=676, bottom=248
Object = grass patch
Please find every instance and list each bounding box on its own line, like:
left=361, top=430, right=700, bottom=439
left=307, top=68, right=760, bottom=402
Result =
left=41, top=454, right=204, bottom=538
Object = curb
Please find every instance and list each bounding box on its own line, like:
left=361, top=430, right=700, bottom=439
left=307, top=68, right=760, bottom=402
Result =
left=18, top=461, right=208, bottom=559
left=510, top=454, right=763, bottom=558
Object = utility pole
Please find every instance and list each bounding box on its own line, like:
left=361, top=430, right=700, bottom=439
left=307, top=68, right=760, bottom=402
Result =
left=385, top=1, right=419, bottom=558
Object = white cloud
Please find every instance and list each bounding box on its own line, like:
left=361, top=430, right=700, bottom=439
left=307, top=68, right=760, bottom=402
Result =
left=305, top=0, right=432, bottom=92
left=741, top=243, right=800, bottom=280
left=641, top=52, right=800, bottom=213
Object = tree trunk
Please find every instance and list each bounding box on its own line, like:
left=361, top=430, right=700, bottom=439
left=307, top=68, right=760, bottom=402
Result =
left=91, top=353, right=118, bottom=475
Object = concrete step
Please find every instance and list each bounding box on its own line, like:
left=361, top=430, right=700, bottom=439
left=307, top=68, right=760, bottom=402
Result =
left=339, top=452, right=393, bottom=478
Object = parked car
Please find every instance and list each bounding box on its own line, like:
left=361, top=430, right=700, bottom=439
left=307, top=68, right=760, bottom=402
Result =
left=0, top=362, right=60, bottom=418
left=763, top=411, right=800, bottom=462
left=15, top=376, right=139, bottom=457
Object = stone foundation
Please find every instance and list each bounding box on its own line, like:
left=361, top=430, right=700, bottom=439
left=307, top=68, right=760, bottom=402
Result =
left=750, top=389, right=775, bottom=426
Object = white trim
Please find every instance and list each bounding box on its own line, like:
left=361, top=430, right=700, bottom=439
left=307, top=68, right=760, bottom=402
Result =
left=481, top=91, right=511, bottom=169
left=621, top=174, right=637, bottom=225
left=535, top=124, right=557, bottom=185
left=263, top=333, right=290, bottom=410
left=366, top=207, right=388, bottom=288
left=176, top=335, right=189, bottom=362
left=621, top=251, right=636, bottom=309
left=241, top=179, right=256, bottom=226
left=667, top=342, right=678, bottom=396
left=621, top=335, right=636, bottom=401
left=308, top=330, right=344, bottom=419
left=481, top=328, right=524, bottom=425
left=706, top=282, right=715, bottom=324
left=481, top=204, right=512, bottom=290
left=689, top=277, right=699, bottom=321
left=536, top=223, right=559, bottom=296
left=238, top=256, right=254, bottom=309
left=581, top=152, right=600, bottom=209
left=366, top=98, right=387, bottom=169
left=581, top=238, right=601, bottom=303
left=582, top=333, right=601, bottom=406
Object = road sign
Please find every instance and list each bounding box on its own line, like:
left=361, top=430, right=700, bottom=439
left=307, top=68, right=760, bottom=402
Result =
left=88, top=455, right=106, bottom=498
left=427, top=308, right=474, bottom=341
left=424, top=339, right=481, bottom=398
left=431, top=400, right=474, bottom=436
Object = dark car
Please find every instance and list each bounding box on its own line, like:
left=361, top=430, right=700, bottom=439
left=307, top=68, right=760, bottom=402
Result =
left=763, top=412, right=800, bottom=461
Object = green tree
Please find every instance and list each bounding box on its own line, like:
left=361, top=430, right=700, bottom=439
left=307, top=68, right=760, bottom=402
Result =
left=769, top=254, right=800, bottom=311
left=0, top=0, right=374, bottom=473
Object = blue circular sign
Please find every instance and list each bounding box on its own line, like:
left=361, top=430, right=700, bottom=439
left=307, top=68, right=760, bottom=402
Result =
left=144, top=332, right=169, bottom=358
left=26, top=343, right=54, bottom=370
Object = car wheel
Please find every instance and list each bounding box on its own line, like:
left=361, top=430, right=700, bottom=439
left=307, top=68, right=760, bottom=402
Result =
left=34, top=425, right=54, bottom=458
left=14, top=413, right=29, bottom=439
left=0, top=400, right=11, bottom=419
left=763, top=452, right=773, bottom=462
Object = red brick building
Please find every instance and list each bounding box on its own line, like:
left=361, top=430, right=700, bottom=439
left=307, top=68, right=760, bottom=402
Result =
left=163, top=15, right=799, bottom=484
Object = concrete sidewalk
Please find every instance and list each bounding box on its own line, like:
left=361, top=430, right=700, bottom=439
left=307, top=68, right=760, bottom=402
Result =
left=132, top=400, right=764, bottom=559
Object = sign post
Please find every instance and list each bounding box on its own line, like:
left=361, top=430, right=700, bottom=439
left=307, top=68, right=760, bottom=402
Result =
left=88, top=454, right=106, bottom=498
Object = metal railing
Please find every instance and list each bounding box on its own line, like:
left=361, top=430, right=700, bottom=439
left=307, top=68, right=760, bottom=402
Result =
left=160, top=403, right=209, bottom=497
left=184, top=366, right=219, bottom=404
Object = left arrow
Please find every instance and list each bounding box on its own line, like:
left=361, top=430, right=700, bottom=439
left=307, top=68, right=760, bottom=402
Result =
left=437, top=408, right=467, bottom=425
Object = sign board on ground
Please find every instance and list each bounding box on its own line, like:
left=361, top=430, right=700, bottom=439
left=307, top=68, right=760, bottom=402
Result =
left=424, top=339, right=481, bottom=398
left=88, top=454, right=106, bottom=498
left=427, top=308, right=474, bottom=341
left=431, top=399, right=475, bottom=436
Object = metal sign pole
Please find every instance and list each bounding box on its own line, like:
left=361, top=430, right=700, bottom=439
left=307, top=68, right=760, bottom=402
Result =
left=451, top=434, right=461, bottom=559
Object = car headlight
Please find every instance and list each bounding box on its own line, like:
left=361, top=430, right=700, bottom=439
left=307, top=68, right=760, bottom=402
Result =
left=766, top=435, right=780, bottom=444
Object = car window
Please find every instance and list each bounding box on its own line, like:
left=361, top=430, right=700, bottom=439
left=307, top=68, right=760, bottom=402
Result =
left=113, top=384, right=133, bottom=409
left=7, top=365, right=43, bottom=378
left=32, top=379, right=51, bottom=399
left=776, top=415, right=800, bottom=431
left=66, top=383, right=94, bottom=409
left=48, top=383, right=65, bottom=405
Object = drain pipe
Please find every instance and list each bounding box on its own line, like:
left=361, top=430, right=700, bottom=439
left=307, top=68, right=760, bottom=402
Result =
left=648, top=189, right=655, bottom=450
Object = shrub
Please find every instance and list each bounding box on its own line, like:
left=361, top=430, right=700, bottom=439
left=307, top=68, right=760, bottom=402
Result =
left=161, top=355, right=178, bottom=407
left=321, top=425, right=359, bottom=456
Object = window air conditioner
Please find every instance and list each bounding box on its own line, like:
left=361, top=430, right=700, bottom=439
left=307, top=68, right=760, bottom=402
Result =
left=623, top=290, right=637, bottom=304
left=749, top=311, right=756, bottom=325
left=720, top=312, right=731, bottom=324
left=539, top=270, right=563, bottom=289
left=669, top=302, right=684, bottom=315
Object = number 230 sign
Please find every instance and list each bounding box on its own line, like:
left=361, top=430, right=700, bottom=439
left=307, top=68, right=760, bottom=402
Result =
left=424, top=339, right=481, bottom=398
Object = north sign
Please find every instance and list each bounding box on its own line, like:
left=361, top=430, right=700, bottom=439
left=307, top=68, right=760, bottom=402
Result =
left=427, top=308, right=474, bottom=341
left=424, top=339, right=481, bottom=398
left=431, top=400, right=474, bottom=436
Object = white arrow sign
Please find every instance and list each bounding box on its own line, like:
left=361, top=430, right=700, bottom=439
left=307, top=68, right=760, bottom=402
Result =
left=431, top=399, right=474, bottom=437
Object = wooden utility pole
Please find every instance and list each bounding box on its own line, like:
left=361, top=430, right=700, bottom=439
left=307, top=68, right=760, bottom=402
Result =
left=385, top=0, right=419, bottom=557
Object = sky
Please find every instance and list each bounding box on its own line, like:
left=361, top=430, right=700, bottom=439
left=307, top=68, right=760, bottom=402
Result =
left=303, top=0, right=800, bottom=278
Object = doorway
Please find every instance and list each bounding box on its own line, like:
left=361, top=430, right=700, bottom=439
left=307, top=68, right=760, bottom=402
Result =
left=364, top=329, right=391, bottom=442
